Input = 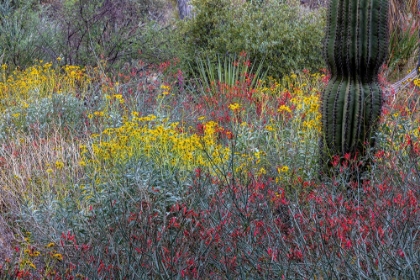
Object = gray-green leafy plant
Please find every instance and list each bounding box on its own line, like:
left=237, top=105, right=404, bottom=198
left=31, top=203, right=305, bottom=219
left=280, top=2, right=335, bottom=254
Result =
left=0, top=94, right=86, bottom=139
left=320, top=0, right=389, bottom=177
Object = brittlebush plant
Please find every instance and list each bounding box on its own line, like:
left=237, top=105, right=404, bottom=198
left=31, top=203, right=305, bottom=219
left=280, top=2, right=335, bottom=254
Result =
left=0, top=62, right=90, bottom=113
left=87, top=116, right=230, bottom=176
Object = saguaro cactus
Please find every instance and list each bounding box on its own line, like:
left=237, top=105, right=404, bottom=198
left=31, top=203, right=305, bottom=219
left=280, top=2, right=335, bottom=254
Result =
left=320, top=0, right=389, bottom=177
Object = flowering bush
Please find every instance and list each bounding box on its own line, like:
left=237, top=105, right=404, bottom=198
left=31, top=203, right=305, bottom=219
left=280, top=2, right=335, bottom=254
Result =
left=0, top=58, right=418, bottom=278
left=0, top=63, right=89, bottom=109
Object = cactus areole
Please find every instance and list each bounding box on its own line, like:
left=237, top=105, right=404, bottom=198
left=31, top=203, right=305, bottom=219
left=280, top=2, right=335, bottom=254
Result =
left=320, top=0, right=389, bottom=175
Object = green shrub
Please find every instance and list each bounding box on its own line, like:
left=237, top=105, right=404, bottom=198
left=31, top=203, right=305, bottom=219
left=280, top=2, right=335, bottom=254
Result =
left=0, top=0, right=45, bottom=68
left=177, top=0, right=326, bottom=78
left=0, top=0, right=177, bottom=69
left=40, top=0, right=174, bottom=68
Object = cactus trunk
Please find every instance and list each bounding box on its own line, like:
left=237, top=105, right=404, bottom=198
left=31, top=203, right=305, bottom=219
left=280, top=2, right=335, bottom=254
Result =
left=320, top=0, right=389, bottom=177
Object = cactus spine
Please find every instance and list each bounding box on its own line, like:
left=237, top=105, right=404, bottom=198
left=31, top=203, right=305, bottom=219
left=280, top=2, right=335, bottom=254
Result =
left=320, top=0, right=389, bottom=175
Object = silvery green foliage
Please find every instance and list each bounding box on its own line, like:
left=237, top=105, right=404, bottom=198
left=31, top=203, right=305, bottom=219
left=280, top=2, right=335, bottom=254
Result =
left=0, top=93, right=85, bottom=139
left=15, top=155, right=192, bottom=278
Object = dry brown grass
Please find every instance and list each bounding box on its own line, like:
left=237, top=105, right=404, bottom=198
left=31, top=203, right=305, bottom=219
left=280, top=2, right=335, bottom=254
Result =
left=0, top=130, right=87, bottom=214
left=389, top=0, right=419, bottom=33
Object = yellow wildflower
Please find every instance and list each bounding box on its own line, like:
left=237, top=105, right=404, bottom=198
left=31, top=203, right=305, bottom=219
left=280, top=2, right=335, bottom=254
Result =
left=228, top=103, right=241, bottom=111
left=31, top=251, right=40, bottom=257
left=114, top=94, right=124, bottom=104
left=265, top=125, right=275, bottom=132
left=161, top=84, right=170, bottom=95
left=94, top=111, right=104, bottom=117
left=277, top=166, right=289, bottom=173
left=278, top=105, right=292, bottom=113
left=258, top=167, right=267, bottom=176
left=52, top=253, right=63, bottom=261
left=55, top=160, right=64, bottom=170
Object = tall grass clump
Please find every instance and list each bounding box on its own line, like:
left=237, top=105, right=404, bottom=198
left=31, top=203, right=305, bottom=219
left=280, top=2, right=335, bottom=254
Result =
left=194, top=52, right=266, bottom=95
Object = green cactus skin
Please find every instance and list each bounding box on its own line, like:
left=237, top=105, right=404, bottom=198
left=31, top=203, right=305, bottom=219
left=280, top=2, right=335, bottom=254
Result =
left=320, top=0, right=389, bottom=175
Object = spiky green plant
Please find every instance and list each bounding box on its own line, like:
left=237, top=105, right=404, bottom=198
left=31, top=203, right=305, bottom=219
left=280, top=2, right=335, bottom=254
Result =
left=320, top=0, right=389, bottom=178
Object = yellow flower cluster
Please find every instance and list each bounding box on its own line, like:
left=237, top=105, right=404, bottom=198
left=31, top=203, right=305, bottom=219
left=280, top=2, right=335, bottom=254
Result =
left=113, top=94, right=124, bottom=104
left=258, top=72, right=322, bottom=133
left=160, top=84, right=171, bottom=96
left=277, top=105, right=292, bottom=113
left=228, top=102, right=241, bottom=111
left=0, top=62, right=90, bottom=113
left=86, top=114, right=230, bottom=174
left=290, top=87, right=321, bottom=133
